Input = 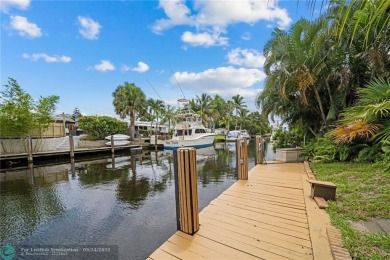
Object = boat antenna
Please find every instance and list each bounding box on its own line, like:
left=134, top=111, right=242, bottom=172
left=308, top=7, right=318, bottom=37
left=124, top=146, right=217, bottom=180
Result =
left=171, top=70, right=186, bottom=101
left=145, top=79, right=165, bottom=104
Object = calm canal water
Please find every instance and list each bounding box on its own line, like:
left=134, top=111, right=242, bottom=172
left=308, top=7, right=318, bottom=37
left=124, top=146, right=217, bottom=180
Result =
left=1, top=140, right=274, bottom=259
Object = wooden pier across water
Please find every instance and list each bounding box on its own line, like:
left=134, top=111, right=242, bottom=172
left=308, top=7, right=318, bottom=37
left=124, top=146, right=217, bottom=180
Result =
left=149, top=162, right=334, bottom=260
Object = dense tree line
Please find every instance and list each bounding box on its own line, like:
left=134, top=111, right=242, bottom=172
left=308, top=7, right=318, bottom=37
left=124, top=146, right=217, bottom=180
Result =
left=257, top=0, right=389, bottom=164
left=112, top=82, right=271, bottom=140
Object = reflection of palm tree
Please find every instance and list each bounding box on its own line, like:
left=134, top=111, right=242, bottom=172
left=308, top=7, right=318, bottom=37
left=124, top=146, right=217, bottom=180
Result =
left=116, top=152, right=175, bottom=208
left=117, top=175, right=150, bottom=209
left=78, top=159, right=130, bottom=185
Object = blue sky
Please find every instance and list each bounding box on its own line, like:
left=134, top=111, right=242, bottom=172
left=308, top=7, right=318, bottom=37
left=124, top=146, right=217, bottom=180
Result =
left=1, top=0, right=318, bottom=117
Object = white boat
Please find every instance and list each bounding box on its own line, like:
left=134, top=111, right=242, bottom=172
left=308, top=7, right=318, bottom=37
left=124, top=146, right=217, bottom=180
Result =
left=240, top=130, right=250, bottom=139
left=226, top=130, right=242, bottom=141
left=105, top=140, right=131, bottom=146
left=105, top=134, right=130, bottom=146
left=104, top=134, right=130, bottom=141
left=158, top=100, right=216, bottom=150
left=226, top=130, right=250, bottom=142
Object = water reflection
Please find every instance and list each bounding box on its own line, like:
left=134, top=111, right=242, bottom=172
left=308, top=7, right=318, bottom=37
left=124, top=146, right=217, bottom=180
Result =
left=1, top=143, right=257, bottom=259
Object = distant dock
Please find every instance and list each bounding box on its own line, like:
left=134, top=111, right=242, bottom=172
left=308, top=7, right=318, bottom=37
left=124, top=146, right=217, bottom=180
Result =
left=0, top=145, right=142, bottom=168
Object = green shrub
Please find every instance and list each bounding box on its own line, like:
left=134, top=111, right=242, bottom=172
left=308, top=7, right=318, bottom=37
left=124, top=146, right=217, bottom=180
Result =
left=380, top=140, right=390, bottom=172
left=305, top=136, right=379, bottom=163
left=304, top=137, right=337, bottom=162
left=78, top=116, right=128, bottom=140
left=357, top=144, right=383, bottom=163
left=272, top=127, right=303, bottom=152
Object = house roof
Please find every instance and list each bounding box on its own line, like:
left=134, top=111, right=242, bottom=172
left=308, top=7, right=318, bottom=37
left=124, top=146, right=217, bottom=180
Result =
left=53, top=116, right=75, bottom=123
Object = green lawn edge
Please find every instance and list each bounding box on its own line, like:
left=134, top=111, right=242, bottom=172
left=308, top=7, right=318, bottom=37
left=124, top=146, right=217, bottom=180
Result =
left=312, top=162, right=390, bottom=259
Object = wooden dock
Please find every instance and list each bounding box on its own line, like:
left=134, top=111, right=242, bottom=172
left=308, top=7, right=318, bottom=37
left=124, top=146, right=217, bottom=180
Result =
left=0, top=145, right=142, bottom=167
left=149, top=162, right=334, bottom=260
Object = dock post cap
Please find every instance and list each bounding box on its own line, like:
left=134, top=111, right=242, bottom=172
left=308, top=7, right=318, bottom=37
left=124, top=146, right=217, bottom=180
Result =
left=177, top=147, right=196, bottom=151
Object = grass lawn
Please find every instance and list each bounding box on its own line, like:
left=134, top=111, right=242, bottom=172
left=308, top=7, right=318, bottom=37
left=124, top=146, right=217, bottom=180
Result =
left=312, top=162, right=389, bottom=259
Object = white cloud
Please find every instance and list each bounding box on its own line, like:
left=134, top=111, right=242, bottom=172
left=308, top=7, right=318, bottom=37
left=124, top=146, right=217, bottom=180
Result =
left=171, top=66, right=265, bottom=100
left=131, top=61, right=149, bottom=73
left=22, top=53, right=71, bottom=63
left=10, top=15, right=41, bottom=38
left=1, top=0, right=30, bottom=13
left=181, top=31, right=228, bottom=47
left=78, top=16, right=101, bottom=40
left=153, top=0, right=292, bottom=34
left=93, top=60, right=115, bottom=72
left=227, top=48, right=266, bottom=68
left=152, top=0, right=194, bottom=33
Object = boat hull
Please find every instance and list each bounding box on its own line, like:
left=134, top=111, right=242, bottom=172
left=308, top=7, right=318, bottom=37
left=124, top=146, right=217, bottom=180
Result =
left=104, top=134, right=130, bottom=141
left=105, top=140, right=131, bottom=146
left=163, top=134, right=215, bottom=150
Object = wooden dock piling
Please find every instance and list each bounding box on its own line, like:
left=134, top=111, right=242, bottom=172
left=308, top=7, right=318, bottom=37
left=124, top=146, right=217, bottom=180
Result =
left=110, top=135, right=115, bottom=155
left=255, top=136, right=264, bottom=164
left=173, top=148, right=199, bottom=235
left=27, top=136, right=33, bottom=164
left=236, top=138, right=248, bottom=180
left=69, top=135, right=75, bottom=159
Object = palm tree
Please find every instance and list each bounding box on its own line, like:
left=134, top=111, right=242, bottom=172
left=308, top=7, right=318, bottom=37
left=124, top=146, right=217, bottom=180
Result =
left=232, top=94, right=247, bottom=130
left=212, top=95, right=225, bottom=129
left=195, top=93, right=217, bottom=129
left=219, top=114, right=234, bottom=131
left=238, top=107, right=249, bottom=130
left=147, top=98, right=165, bottom=135
left=161, top=104, right=176, bottom=134
left=112, top=82, right=146, bottom=140
left=329, top=78, right=390, bottom=143
left=222, top=100, right=235, bottom=130
left=311, top=0, right=390, bottom=47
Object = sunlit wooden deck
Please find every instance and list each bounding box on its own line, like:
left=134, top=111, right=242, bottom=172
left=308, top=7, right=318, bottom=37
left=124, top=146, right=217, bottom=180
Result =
left=149, top=162, right=325, bottom=260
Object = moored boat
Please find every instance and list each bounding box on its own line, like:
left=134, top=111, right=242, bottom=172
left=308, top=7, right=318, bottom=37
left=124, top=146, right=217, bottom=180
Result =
left=226, top=130, right=250, bottom=142
left=105, top=134, right=131, bottom=146
left=159, top=99, right=216, bottom=150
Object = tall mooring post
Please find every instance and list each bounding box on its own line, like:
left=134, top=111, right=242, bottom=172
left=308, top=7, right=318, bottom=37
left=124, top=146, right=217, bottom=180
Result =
left=69, top=135, right=75, bottom=176
left=27, top=136, right=33, bottom=164
left=110, top=135, right=115, bottom=155
left=236, top=138, right=248, bottom=180
left=69, top=135, right=75, bottom=159
left=173, top=148, right=199, bottom=235
left=255, top=136, right=264, bottom=165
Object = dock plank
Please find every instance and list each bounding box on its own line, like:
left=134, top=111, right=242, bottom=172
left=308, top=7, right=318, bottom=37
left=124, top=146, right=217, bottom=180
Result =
left=210, top=199, right=308, bottom=223
left=149, top=163, right=315, bottom=260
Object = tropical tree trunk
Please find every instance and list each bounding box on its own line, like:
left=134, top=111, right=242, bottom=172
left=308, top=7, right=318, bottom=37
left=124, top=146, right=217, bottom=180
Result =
left=129, top=110, right=135, bottom=140
left=312, top=86, right=327, bottom=130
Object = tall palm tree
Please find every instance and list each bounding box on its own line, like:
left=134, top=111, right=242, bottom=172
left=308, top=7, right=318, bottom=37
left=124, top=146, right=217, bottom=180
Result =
left=238, top=107, right=249, bottom=130
left=112, top=82, right=146, bottom=140
left=195, top=93, right=217, bottom=129
left=232, top=94, right=247, bottom=130
left=212, top=95, right=225, bottom=129
left=161, top=104, right=176, bottom=134
left=147, top=98, right=165, bottom=135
